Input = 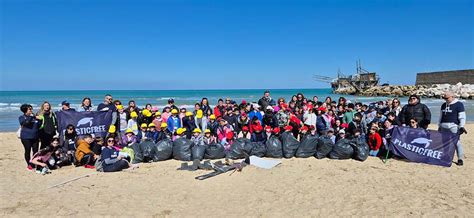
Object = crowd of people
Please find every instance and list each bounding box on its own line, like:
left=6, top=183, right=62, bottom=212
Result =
left=18, top=90, right=467, bottom=174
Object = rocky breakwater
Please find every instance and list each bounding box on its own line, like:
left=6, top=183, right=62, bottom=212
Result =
left=334, top=83, right=474, bottom=99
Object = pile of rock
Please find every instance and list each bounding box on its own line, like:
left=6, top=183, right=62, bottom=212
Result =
left=334, top=83, right=474, bottom=99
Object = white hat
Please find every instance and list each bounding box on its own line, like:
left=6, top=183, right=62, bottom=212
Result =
left=338, top=129, right=345, bottom=134
left=266, top=105, right=274, bottom=111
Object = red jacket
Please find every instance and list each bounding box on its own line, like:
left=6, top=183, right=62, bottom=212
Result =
left=368, top=132, right=382, bottom=151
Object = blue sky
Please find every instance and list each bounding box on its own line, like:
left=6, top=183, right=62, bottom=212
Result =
left=1, top=0, right=473, bottom=90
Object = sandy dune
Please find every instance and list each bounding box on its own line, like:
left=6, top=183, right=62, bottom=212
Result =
left=1, top=125, right=473, bottom=216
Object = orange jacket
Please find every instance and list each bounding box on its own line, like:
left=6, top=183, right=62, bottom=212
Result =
left=75, top=139, right=93, bottom=161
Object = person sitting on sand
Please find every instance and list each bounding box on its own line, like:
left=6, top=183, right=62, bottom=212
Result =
left=101, top=136, right=137, bottom=172
left=237, top=126, right=251, bottom=140
left=75, top=134, right=98, bottom=169
left=121, top=128, right=137, bottom=146
left=368, top=126, right=383, bottom=157
left=220, top=131, right=235, bottom=151
left=30, top=137, right=62, bottom=174
left=191, top=128, right=204, bottom=146
left=203, top=129, right=217, bottom=144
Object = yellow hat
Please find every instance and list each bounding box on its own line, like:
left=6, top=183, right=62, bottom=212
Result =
left=209, top=114, right=216, bottom=120
left=108, top=125, right=116, bottom=133
left=125, top=128, right=133, bottom=134
left=130, top=111, right=138, bottom=118
left=204, top=129, right=211, bottom=134
left=161, top=123, right=168, bottom=128
left=171, top=109, right=178, bottom=114
left=196, top=110, right=203, bottom=119
left=116, top=105, right=123, bottom=110
left=148, top=123, right=156, bottom=128
left=142, top=109, right=152, bottom=117
left=176, top=128, right=186, bottom=135
left=155, top=111, right=161, bottom=116
left=185, top=111, right=193, bottom=117
left=140, top=123, right=148, bottom=128
left=192, top=128, right=201, bottom=133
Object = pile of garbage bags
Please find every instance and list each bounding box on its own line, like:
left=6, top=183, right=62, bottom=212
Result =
left=128, top=135, right=371, bottom=163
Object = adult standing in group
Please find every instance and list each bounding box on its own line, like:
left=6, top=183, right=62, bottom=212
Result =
left=60, top=100, right=75, bottom=111
left=438, top=91, right=467, bottom=166
left=258, top=90, right=276, bottom=109
left=97, top=94, right=118, bottom=132
left=78, top=97, right=93, bottom=112
left=36, top=101, right=57, bottom=149
left=125, top=100, right=140, bottom=120
left=167, top=98, right=179, bottom=112
left=19, top=104, right=41, bottom=170
left=399, top=95, right=431, bottom=129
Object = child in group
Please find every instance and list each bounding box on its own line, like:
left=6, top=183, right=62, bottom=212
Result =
left=156, top=123, right=171, bottom=142
left=368, top=127, right=382, bottom=157
left=207, top=114, right=219, bottom=137
left=297, top=126, right=309, bottom=141
left=174, top=128, right=186, bottom=141
left=190, top=128, right=204, bottom=146
left=30, top=137, right=61, bottom=174
left=237, top=126, right=251, bottom=139
left=137, top=123, right=148, bottom=143
left=251, top=125, right=266, bottom=143
left=152, top=111, right=163, bottom=129
left=146, top=123, right=158, bottom=142
left=121, top=128, right=137, bottom=146
left=326, top=128, right=336, bottom=144
left=221, top=131, right=235, bottom=151
left=62, top=124, right=78, bottom=164
left=194, top=109, right=207, bottom=132
left=203, top=129, right=217, bottom=144
left=117, top=105, right=128, bottom=134
left=161, top=107, right=171, bottom=123
left=127, top=111, right=139, bottom=135
left=75, top=134, right=97, bottom=169
left=182, top=111, right=196, bottom=139
left=167, top=109, right=181, bottom=134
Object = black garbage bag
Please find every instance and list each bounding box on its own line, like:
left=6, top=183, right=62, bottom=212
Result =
left=191, top=143, right=207, bottom=161
left=226, top=138, right=253, bottom=159
left=131, top=142, right=143, bottom=164
left=139, top=140, right=156, bottom=162
left=315, top=136, right=334, bottom=159
left=204, top=143, right=226, bottom=159
left=295, top=134, right=318, bottom=158
left=351, top=138, right=369, bottom=161
left=265, top=136, right=283, bottom=158
left=154, top=139, right=173, bottom=161
left=281, top=132, right=300, bottom=158
left=329, top=138, right=354, bottom=160
left=249, top=142, right=266, bottom=157
left=173, top=138, right=194, bottom=161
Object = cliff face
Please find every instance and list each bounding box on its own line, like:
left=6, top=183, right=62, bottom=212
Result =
left=334, top=83, right=474, bottom=99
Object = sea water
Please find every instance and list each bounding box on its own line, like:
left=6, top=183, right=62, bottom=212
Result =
left=1, top=89, right=472, bottom=132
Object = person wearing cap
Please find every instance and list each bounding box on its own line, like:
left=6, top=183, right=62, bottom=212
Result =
left=152, top=111, right=163, bottom=130
left=194, top=109, right=207, bottom=133
left=237, top=125, right=251, bottom=139
left=220, top=131, right=235, bottom=150
left=439, top=91, right=467, bottom=166
left=166, top=108, right=182, bottom=134
left=60, top=100, right=75, bottom=111
left=207, top=114, right=219, bottom=137
left=250, top=125, right=266, bottom=143
left=190, top=128, right=204, bottom=146
left=213, top=99, right=226, bottom=118
left=264, top=125, right=273, bottom=141
left=126, top=111, right=139, bottom=135
left=136, top=123, right=148, bottom=143
left=326, top=128, right=336, bottom=143
left=121, top=128, right=137, bottom=146
left=236, top=112, right=249, bottom=132
left=117, top=105, right=128, bottom=134
left=203, top=129, right=217, bottom=144
left=217, top=118, right=233, bottom=142
left=276, top=103, right=290, bottom=128
left=167, top=98, right=179, bottom=112
left=155, top=122, right=171, bottom=142
left=174, top=128, right=186, bottom=140
left=258, top=90, right=276, bottom=110
left=248, top=103, right=263, bottom=124
left=146, top=123, right=159, bottom=142
left=263, top=106, right=278, bottom=128
left=182, top=111, right=197, bottom=139
left=336, top=129, right=346, bottom=142
left=139, top=109, right=153, bottom=127
left=399, top=94, right=431, bottom=129
left=298, top=126, right=309, bottom=141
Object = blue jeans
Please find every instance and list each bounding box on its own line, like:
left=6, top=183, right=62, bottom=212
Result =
left=439, top=123, right=464, bottom=160
left=369, top=150, right=379, bottom=157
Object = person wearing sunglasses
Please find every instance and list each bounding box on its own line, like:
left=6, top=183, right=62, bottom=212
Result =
left=399, top=95, right=431, bottom=129
left=439, top=91, right=467, bottom=166
left=101, top=136, right=137, bottom=172
left=390, top=98, right=402, bottom=116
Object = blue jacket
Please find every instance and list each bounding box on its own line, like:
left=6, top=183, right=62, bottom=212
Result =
left=248, top=110, right=263, bottom=124
left=19, top=115, right=40, bottom=139
left=145, top=131, right=159, bottom=143
left=167, top=116, right=181, bottom=133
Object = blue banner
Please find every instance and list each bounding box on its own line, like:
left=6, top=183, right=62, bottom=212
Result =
left=389, top=126, right=458, bottom=167
left=56, top=110, right=113, bottom=138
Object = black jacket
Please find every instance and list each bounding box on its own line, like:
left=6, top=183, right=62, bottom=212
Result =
left=399, top=99, right=431, bottom=129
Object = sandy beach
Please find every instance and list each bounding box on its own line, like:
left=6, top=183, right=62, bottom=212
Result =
left=1, top=124, right=473, bottom=216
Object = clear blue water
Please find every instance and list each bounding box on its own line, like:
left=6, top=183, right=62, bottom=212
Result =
left=1, top=89, right=472, bottom=131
